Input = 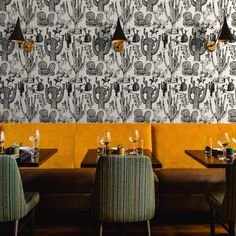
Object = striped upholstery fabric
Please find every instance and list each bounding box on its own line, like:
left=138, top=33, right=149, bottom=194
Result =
left=0, top=155, right=39, bottom=222
left=94, top=155, right=155, bottom=223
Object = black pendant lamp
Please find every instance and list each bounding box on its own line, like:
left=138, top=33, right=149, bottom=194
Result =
left=112, top=18, right=127, bottom=52
left=218, top=17, right=235, bottom=43
left=9, top=17, right=25, bottom=43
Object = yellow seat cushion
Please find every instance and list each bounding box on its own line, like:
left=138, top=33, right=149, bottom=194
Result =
left=74, top=123, right=152, bottom=168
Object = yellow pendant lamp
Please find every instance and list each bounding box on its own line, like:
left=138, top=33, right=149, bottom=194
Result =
left=218, top=16, right=235, bottom=43
left=112, top=18, right=127, bottom=52
left=9, top=17, right=24, bottom=43
left=9, top=17, right=33, bottom=52
left=207, top=16, right=235, bottom=52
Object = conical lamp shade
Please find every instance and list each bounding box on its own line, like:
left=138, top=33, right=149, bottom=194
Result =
left=9, top=17, right=25, bottom=43
left=218, top=17, right=235, bottom=42
left=112, top=18, right=127, bottom=41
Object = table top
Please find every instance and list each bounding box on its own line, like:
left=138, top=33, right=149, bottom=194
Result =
left=17, top=148, right=58, bottom=167
left=185, top=150, right=234, bottom=168
left=81, top=149, right=162, bottom=168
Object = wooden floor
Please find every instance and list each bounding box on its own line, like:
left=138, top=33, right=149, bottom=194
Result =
left=33, top=224, right=227, bottom=236
left=2, top=212, right=228, bottom=236
left=35, top=214, right=227, bottom=236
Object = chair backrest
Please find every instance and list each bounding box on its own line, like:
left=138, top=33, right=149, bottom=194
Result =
left=94, top=155, right=155, bottom=223
left=223, top=159, right=236, bottom=221
left=0, top=156, right=27, bottom=222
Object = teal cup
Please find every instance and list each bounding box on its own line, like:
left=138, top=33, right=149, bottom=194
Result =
left=226, top=148, right=234, bottom=157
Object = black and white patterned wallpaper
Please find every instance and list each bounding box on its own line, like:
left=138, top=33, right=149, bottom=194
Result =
left=0, top=0, right=236, bottom=123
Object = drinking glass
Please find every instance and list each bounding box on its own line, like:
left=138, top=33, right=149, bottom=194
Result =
left=104, top=132, right=111, bottom=146
left=100, top=132, right=111, bottom=155
left=35, top=129, right=40, bottom=151
left=29, top=136, right=36, bottom=156
left=129, top=130, right=139, bottom=155
left=204, top=137, right=212, bottom=157
left=218, top=132, right=230, bottom=160
left=137, top=138, right=144, bottom=155
left=97, top=135, right=104, bottom=157
left=29, top=129, right=40, bottom=156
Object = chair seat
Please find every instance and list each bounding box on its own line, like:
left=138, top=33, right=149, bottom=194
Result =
left=25, top=192, right=40, bottom=215
left=207, top=193, right=224, bottom=207
left=207, top=192, right=225, bottom=218
left=207, top=160, right=236, bottom=236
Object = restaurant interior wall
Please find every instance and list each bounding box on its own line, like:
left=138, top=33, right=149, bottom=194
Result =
left=0, top=0, right=235, bottom=123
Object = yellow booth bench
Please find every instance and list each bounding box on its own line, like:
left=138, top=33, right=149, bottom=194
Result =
left=1, top=123, right=235, bottom=169
left=0, top=123, right=227, bottom=213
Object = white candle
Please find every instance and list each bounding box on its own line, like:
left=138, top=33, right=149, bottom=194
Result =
left=0, top=131, right=5, bottom=142
left=107, top=132, right=111, bottom=140
left=225, top=132, right=230, bottom=142
left=36, top=129, right=40, bottom=141
left=218, top=140, right=223, bottom=147
left=135, top=130, right=139, bottom=139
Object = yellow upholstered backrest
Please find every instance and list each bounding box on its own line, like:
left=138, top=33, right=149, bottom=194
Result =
left=1, top=123, right=76, bottom=168
left=1, top=123, right=236, bottom=169
left=152, top=123, right=236, bottom=168
left=74, top=123, right=152, bottom=168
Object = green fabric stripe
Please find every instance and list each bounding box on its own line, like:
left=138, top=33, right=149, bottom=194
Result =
left=94, top=155, right=155, bottom=223
left=0, top=156, right=39, bottom=222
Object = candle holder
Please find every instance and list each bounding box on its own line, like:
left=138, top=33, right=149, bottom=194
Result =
left=0, top=141, right=4, bottom=154
left=0, top=131, right=5, bottom=154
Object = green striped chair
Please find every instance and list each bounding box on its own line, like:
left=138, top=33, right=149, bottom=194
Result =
left=0, top=155, right=40, bottom=236
left=94, top=155, right=155, bottom=236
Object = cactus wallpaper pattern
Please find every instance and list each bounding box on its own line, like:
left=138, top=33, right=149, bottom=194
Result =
left=1, top=0, right=236, bottom=123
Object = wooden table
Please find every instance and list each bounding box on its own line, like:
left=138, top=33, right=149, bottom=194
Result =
left=185, top=150, right=234, bottom=168
left=17, top=148, right=58, bottom=167
left=81, top=149, right=162, bottom=168
left=185, top=150, right=235, bottom=209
